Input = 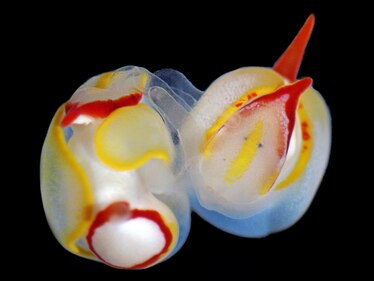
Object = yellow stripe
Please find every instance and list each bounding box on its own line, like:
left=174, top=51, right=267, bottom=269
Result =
left=159, top=220, right=178, bottom=263
left=94, top=104, right=172, bottom=171
left=95, top=72, right=115, bottom=89
left=97, top=148, right=170, bottom=171
left=224, top=121, right=263, bottom=184
left=140, top=72, right=149, bottom=88
left=260, top=171, right=279, bottom=195
left=276, top=102, right=313, bottom=190
left=52, top=106, right=95, bottom=257
left=202, top=86, right=276, bottom=156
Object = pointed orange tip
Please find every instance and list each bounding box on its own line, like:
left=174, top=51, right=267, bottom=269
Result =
left=273, top=14, right=315, bottom=82
left=290, top=77, right=313, bottom=94
left=270, top=77, right=312, bottom=102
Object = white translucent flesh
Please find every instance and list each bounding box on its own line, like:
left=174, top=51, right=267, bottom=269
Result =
left=181, top=67, right=284, bottom=162
left=69, top=66, right=147, bottom=105
left=94, top=104, right=174, bottom=170
left=138, top=159, right=176, bottom=195
left=189, top=83, right=330, bottom=221
left=199, top=97, right=289, bottom=210
left=72, top=114, right=95, bottom=125
left=92, top=218, right=165, bottom=268
left=180, top=66, right=331, bottom=220
left=40, top=107, right=93, bottom=253
left=181, top=68, right=288, bottom=217
left=68, top=120, right=177, bottom=216
left=188, top=67, right=284, bottom=129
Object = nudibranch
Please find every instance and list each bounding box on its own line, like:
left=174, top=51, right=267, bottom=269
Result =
left=41, top=67, right=191, bottom=269
left=182, top=14, right=331, bottom=237
left=41, top=15, right=331, bottom=269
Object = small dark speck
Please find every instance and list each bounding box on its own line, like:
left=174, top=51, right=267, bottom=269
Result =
left=244, top=137, right=248, bottom=141
left=223, top=158, right=226, bottom=161
left=258, top=143, right=263, bottom=148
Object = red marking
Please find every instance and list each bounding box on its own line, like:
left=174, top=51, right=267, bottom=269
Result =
left=301, top=120, right=311, bottom=141
left=238, top=78, right=312, bottom=155
left=273, top=14, right=315, bottom=81
left=131, top=209, right=172, bottom=269
left=246, top=93, right=258, bottom=100
left=235, top=102, right=243, bottom=108
left=87, top=201, right=173, bottom=270
left=302, top=131, right=311, bottom=140
left=61, top=93, right=142, bottom=127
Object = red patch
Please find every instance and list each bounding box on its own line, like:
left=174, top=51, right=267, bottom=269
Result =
left=242, top=78, right=312, bottom=144
left=301, top=120, right=311, bottom=141
left=86, top=201, right=173, bottom=269
left=61, top=92, right=142, bottom=127
left=246, top=92, right=257, bottom=101
left=302, top=132, right=311, bottom=140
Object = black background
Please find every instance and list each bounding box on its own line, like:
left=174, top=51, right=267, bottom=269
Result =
left=18, top=1, right=359, bottom=278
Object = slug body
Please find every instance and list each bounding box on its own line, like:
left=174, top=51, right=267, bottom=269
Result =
left=41, top=15, right=331, bottom=269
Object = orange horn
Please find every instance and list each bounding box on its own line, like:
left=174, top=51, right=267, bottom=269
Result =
left=273, top=14, right=315, bottom=82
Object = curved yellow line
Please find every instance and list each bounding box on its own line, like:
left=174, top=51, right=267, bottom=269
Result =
left=163, top=220, right=179, bottom=261
left=52, top=106, right=94, bottom=257
left=97, top=147, right=170, bottom=171
left=224, top=121, right=264, bottom=184
left=140, top=72, right=149, bottom=88
left=276, top=102, right=313, bottom=190
left=96, top=71, right=148, bottom=91
left=202, top=86, right=280, bottom=157
left=94, top=104, right=171, bottom=171
left=95, top=72, right=115, bottom=89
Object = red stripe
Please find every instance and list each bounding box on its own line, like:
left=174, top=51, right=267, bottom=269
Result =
left=86, top=201, right=173, bottom=269
left=238, top=78, right=312, bottom=147
left=131, top=209, right=173, bottom=269
left=61, top=92, right=142, bottom=127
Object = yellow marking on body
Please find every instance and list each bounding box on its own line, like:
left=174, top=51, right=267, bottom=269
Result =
left=51, top=106, right=94, bottom=257
left=97, top=139, right=170, bottom=171
left=276, top=102, right=313, bottom=190
left=95, top=104, right=172, bottom=171
left=224, top=121, right=263, bottom=184
left=202, top=86, right=276, bottom=156
left=76, top=246, right=95, bottom=258
left=165, top=221, right=178, bottom=257
left=140, top=72, right=148, bottom=88
left=260, top=171, right=280, bottom=195
left=95, top=72, right=115, bottom=89
left=150, top=209, right=179, bottom=264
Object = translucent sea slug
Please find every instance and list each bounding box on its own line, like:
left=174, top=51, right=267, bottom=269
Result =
left=41, top=15, right=331, bottom=269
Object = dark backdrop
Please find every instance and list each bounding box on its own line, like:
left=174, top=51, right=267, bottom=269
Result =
left=20, top=1, right=356, bottom=279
